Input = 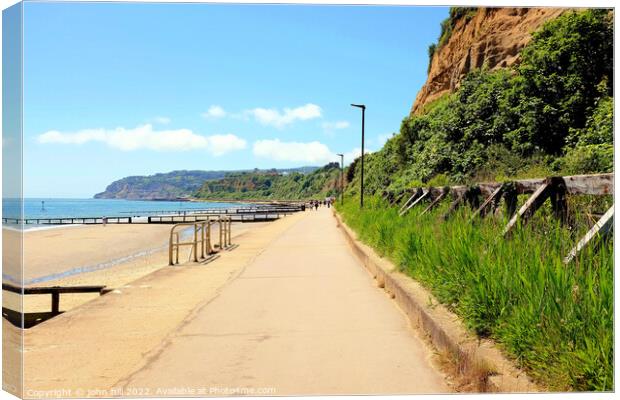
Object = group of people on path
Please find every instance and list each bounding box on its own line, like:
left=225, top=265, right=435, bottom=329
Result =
left=307, top=198, right=335, bottom=211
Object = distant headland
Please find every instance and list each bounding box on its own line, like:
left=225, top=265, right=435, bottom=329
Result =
left=94, top=167, right=323, bottom=201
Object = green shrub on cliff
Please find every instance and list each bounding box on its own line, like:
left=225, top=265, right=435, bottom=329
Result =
left=509, top=9, right=613, bottom=154
left=427, top=43, right=436, bottom=72
left=349, top=9, right=613, bottom=195
left=438, top=7, right=477, bottom=47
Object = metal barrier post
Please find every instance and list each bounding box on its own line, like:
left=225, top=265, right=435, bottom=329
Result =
left=227, top=217, right=231, bottom=246
left=168, top=217, right=234, bottom=266
left=227, top=217, right=232, bottom=246
left=193, top=224, right=199, bottom=262
left=175, top=233, right=179, bottom=264
left=200, top=222, right=206, bottom=259
left=169, top=229, right=175, bottom=265
left=222, top=217, right=226, bottom=246
left=206, top=221, right=212, bottom=254
left=219, top=217, right=224, bottom=249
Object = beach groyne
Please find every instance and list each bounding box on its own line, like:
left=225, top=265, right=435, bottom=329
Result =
left=2, top=204, right=305, bottom=226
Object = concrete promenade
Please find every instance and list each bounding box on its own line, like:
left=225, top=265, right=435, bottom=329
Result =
left=20, top=208, right=448, bottom=396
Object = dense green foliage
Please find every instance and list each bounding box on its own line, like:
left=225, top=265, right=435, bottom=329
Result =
left=94, top=167, right=319, bottom=200
left=337, top=195, right=613, bottom=391
left=562, top=95, right=614, bottom=174
left=338, top=9, right=614, bottom=391
left=350, top=9, right=613, bottom=196
left=194, top=163, right=341, bottom=200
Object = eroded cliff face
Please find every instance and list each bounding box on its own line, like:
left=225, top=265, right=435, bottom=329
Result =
left=411, top=7, right=567, bottom=115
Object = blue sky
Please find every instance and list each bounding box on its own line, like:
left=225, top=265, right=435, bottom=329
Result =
left=21, top=2, right=448, bottom=198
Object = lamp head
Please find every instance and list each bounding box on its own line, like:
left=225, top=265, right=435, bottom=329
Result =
left=350, top=103, right=366, bottom=109
left=336, top=153, right=344, bottom=157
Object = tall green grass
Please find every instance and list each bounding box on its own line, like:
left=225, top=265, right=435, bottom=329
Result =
left=337, top=195, right=613, bottom=391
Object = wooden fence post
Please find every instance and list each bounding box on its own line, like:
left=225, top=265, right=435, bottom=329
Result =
left=470, top=185, right=505, bottom=221
left=502, top=182, right=518, bottom=219
left=421, top=187, right=449, bottom=215
left=465, top=186, right=481, bottom=209
left=442, top=192, right=464, bottom=221
left=398, top=188, right=421, bottom=215
left=442, top=186, right=479, bottom=220
left=389, top=190, right=407, bottom=206
left=503, top=179, right=554, bottom=237
left=400, top=189, right=429, bottom=217
left=550, top=176, right=568, bottom=224
left=564, top=205, right=614, bottom=264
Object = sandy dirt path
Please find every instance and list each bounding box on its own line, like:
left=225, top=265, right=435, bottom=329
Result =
left=118, top=207, right=448, bottom=395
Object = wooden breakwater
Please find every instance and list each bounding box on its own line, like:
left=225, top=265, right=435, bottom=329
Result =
left=2, top=216, right=133, bottom=225
left=384, top=172, right=613, bottom=263
left=2, top=204, right=306, bottom=226
left=118, top=204, right=305, bottom=216
left=2, top=283, right=111, bottom=328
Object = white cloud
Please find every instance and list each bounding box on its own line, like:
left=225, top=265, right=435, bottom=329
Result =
left=321, top=120, right=350, bottom=132
left=251, top=138, right=372, bottom=167
left=37, top=124, right=247, bottom=155
left=342, top=147, right=373, bottom=165
left=206, top=134, right=248, bottom=156
left=153, top=116, right=171, bottom=124
left=253, top=139, right=336, bottom=164
left=202, top=105, right=227, bottom=119
left=248, top=103, right=322, bottom=128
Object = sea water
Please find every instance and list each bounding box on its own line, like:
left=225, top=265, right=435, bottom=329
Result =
left=2, top=198, right=244, bottom=284
left=3, top=198, right=247, bottom=221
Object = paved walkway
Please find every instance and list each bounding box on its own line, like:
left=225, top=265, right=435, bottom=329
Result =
left=117, top=208, right=447, bottom=395
left=20, top=208, right=448, bottom=397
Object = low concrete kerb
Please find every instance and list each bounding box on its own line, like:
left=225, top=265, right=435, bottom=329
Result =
left=333, top=211, right=540, bottom=393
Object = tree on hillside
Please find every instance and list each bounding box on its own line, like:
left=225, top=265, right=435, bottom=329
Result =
left=511, top=9, right=613, bottom=154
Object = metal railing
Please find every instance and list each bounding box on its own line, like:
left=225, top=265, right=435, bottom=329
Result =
left=168, top=216, right=232, bottom=265
left=218, top=215, right=232, bottom=250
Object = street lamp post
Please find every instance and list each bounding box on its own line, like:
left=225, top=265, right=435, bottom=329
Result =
left=336, top=153, right=344, bottom=205
left=351, top=103, right=366, bottom=208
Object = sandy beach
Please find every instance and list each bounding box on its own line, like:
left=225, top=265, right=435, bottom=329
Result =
left=2, top=217, right=276, bottom=397
left=3, top=221, right=267, bottom=314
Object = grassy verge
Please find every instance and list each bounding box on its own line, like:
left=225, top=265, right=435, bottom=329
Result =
left=336, top=195, right=613, bottom=391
